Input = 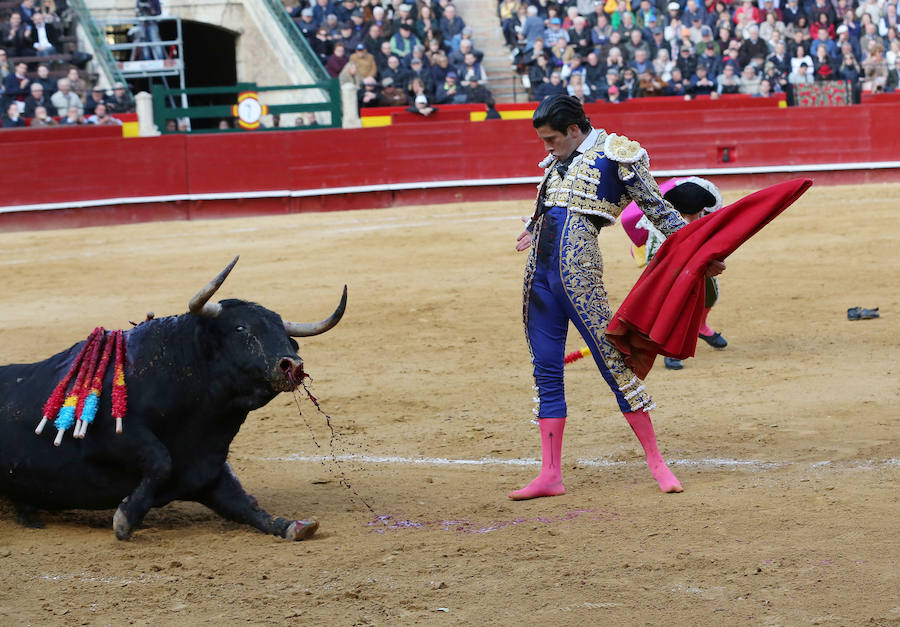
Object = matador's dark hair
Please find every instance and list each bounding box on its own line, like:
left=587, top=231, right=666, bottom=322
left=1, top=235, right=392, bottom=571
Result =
left=532, top=95, right=592, bottom=134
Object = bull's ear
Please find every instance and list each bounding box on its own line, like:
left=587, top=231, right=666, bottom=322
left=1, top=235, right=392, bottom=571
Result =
left=194, top=319, right=220, bottom=361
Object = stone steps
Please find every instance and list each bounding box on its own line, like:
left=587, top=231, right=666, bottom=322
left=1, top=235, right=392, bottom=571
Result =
left=451, top=0, right=528, bottom=103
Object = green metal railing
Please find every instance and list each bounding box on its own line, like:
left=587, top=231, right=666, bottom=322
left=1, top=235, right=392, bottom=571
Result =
left=152, top=81, right=342, bottom=133
left=261, top=0, right=329, bottom=83
left=68, top=0, right=132, bottom=97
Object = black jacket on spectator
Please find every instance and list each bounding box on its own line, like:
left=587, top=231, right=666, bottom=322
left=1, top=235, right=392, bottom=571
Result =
left=767, top=51, right=791, bottom=75
left=533, top=80, right=567, bottom=101
left=24, top=94, right=56, bottom=117
left=1, top=114, right=25, bottom=128
left=2, top=72, right=30, bottom=100
left=676, top=54, right=698, bottom=79
left=1, top=23, right=33, bottom=56
left=738, top=37, right=770, bottom=69
left=781, top=3, right=805, bottom=25
left=85, top=93, right=111, bottom=116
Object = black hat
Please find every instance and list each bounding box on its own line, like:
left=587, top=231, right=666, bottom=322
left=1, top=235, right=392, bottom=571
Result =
left=663, top=179, right=721, bottom=214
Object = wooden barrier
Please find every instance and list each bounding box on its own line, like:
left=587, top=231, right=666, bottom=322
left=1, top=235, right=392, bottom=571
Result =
left=1, top=99, right=899, bottom=231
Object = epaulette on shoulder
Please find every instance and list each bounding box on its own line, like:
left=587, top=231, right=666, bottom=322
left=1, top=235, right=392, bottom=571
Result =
left=603, top=133, right=648, bottom=164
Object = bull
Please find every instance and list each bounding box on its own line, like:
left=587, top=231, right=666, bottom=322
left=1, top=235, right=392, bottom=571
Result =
left=0, top=257, right=346, bottom=541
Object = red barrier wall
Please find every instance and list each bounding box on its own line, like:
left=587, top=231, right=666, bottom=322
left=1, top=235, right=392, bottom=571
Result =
left=2, top=97, right=899, bottom=231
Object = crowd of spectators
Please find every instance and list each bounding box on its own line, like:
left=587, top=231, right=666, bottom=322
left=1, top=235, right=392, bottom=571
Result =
left=1, top=0, right=134, bottom=128
left=284, top=0, right=501, bottom=111
left=500, top=0, right=899, bottom=103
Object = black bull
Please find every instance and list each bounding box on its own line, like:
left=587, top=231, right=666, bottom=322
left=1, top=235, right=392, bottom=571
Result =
left=0, top=257, right=346, bottom=541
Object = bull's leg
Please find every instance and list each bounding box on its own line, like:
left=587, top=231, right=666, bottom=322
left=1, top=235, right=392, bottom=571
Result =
left=113, top=435, right=172, bottom=541
left=196, top=462, right=318, bottom=541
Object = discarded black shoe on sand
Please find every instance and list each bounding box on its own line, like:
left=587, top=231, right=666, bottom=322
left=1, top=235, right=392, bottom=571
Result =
left=847, top=307, right=879, bottom=321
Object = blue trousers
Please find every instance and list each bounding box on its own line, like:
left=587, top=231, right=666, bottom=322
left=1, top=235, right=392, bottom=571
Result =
left=523, top=207, right=654, bottom=418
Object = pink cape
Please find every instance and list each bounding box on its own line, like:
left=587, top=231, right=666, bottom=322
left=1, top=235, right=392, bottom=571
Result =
left=606, top=178, right=813, bottom=379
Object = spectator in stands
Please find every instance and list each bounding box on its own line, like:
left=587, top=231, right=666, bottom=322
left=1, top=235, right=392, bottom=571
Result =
left=568, top=16, right=592, bottom=57
left=862, top=42, right=888, bottom=91
left=357, top=75, right=381, bottom=107
left=448, top=38, right=473, bottom=68
left=30, top=11, right=57, bottom=56
left=406, top=56, right=431, bottom=91
left=625, top=28, right=652, bottom=61
left=689, top=63, right=717, bottom=95
left=33, top=63, right=55, bottom=93
left=583, top=51, right=606, bottom=89
left=739, top=25, right=769, bottom=68
left=859, top=20, right=884, bottom=58
left=528, top=52, right=553, bottom=92
left=18, top=0, right=37, bottom=26
left=107, top=82, right=134, bottom=114
left=429, top=50, right=452, bottom=84
left=767, top=40, right=791, bottom=75
left=2, top=12, right=32, bottom=57
left=2, top=100, right=25, bottom=127
left=520, top=6, right=546, bottom=51
left=374, top=39, right=394, bottom=72
left=24, top=81, right=55, bottom=117
left=311, top=26, right=334, bottom=64
left=463, top=73, right=491, bottom=103
left=406, top=75, right=430, bottom=103
left=790, top=44, right=814, bottom=77
left=549, top=36, right=574, bottom=69
left=629, top=47, right=653, bottom=74
left=3, top=61, right=29, bottom=104
left=653, top=47, right=675, bottom=81
left=809, top=0, right=837, bottom=26
left=732, top=0, right=759, bottom=26
left=458, top=51, right=486, bottom=85
left=391, top=3, right=414, bottom=34
left=698, top=41, right=724, bottom=76
left=407, top=92, right=438, bottom=116
left=638, top=68, right=667, bottom=96
left=295, top=8, right=318, bottom=39
left=665, top=65, right=690, bottom=96
left=391, top=22, right=418, bottom=59
left=560, top=53, right=585, bottom=82
left=326, top=42, right=348, bottom=77
left=566, top=71, right=592, bottom=102
left=381, top=54, right=409, bottom=87
left=448, top=24, right=474, bottom=55
left=754, top=77, right=774, bottom=97
left=0, top=49, right=9, bottom=80
left=439, top=4, right=465, bottom=44
left=519, top=37, right=547, bottom=68
left=349, top=42, right=377, bottom=78
left=759, top=10, right=785, bottom=43
left=782, top=0, right=805, bottom=27
left=716, top=61, right=742, bottom=93
left=63, top=67, right=86, bottom=103
left=786, top=16, right=811, bottom=47
left=435, top=70, right=463, bottom=103
left=311, top=0, right=333, bottom=29
left=30, top=104, right=57, bottom=126
left=788, top=59, right=814, bottom=84
left=336, top=21, right=361, bottom=51
left=533, top=70, right=567, bottom=100
left=58, top=104, right=84, bottom=125
left=619, top=66, right=641, bottom=98
left=676, top=43, right=698, bottom=77
left=606, top=83, right=622, bottom=102
left=739, top=63, right=762, bottom=93
left=416, top=5, right=440, bottom=46
left=84, top=85, right=110, bottom=115
left=879, top=5, right=899, bottom=39
left=813, top=43, right=836, bottom=81
left=377, top=77, right=407, bottom=105
left=86, top=102, right=121, bottom=125
left=591, top=10, right=613, bottom=45
left=543, top=17, right=568, bottom=48
left=762, top=60, right=788, bottom=92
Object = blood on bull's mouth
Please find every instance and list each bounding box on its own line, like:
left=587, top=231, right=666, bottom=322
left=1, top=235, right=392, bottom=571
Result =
left=279, top=358, right=305, bottom=389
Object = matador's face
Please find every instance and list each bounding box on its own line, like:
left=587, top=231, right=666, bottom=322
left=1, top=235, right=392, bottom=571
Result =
left=534, top=124, right=586, bottom=162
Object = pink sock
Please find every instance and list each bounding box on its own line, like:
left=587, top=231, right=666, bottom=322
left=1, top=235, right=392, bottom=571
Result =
left=509, top=417, right=566, bottom=500
left=623, top=410, right=683, bottom=493
left=699, top=307, right=715, bottom=337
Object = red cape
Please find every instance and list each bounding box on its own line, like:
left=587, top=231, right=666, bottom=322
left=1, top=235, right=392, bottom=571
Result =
left=606, top=178, right=813, bottom=379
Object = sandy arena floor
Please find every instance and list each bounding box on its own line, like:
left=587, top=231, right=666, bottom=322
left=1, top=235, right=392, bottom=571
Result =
left=0, top=182, right=897, bottom=626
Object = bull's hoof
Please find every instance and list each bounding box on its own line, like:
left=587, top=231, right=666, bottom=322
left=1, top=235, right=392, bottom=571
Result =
left=285, top=518, right=318, bottom=541
left=113, top=507, right=133, bottom=541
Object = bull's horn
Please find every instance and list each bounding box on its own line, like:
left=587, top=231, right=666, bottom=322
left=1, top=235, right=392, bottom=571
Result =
left=188, top=256, right=239, bottom=317
left=284, top=286, right=347, bottom=337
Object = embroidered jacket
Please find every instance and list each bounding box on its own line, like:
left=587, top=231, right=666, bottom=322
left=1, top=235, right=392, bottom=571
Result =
left=535, top=129, right=685, bottom=237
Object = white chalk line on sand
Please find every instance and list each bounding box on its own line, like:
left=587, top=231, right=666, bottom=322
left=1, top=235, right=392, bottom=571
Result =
left=259, top=453, right=900, bottom=472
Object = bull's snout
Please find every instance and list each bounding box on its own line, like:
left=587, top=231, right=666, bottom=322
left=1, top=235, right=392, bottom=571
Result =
left=276, top=356, right=304, bottom=389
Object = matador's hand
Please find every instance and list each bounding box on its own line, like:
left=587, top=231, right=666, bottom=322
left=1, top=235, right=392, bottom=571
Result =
left=706, top=259, right=726, bottom=277
left=515, top=216, right=532, bottom=252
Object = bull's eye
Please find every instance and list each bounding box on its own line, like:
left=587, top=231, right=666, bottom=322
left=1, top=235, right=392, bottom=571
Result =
left=235, top=325, right=247, bottom=332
